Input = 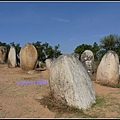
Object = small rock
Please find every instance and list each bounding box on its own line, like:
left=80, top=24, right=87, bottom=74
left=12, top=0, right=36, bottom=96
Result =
left=36, top=96, right=44, bottom=100
left=28, top=70, right=36, bottom=74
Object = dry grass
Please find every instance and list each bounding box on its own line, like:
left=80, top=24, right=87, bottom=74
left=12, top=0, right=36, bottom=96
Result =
left=0, top=63, right=120, bottom=118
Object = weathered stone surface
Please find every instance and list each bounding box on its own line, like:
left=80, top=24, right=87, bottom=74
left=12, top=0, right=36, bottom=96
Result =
left=0, top=46, right=7, bottom=64
left=8, top=46, right=17, bottom=67
left=71, top=53, right=79, bottom=59
left=20, top=43, right=38, bottom=70
left=119, top=65, right=120, bottom=75
left=45, top=59, right=53, bottom=69
left=96, top=50, right=119, bottom=85
left=81, top=50, right=94, bottom=75
left=49, top=54, right=96, bottom=110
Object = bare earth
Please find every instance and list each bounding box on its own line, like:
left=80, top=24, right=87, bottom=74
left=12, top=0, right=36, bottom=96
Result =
left=0, top=64, right=120, bottom=118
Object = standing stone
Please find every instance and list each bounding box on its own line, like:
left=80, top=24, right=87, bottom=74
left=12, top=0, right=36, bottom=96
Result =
left=119, top=65, right=120, bottom=76
left=48, top=54, right=96, bottom=110
left=20, top=43, right=38, bottom=70
left=81, top=50, right=94, bottom=75
left=45, top=59, right=53, bottom=69
left=0, top=46, right=7, bottom=64
left=8, top=46, right=17, bottom=67
left=96, top=50, right=119, bottom=85
left=35, top=60, right=45, bottom=68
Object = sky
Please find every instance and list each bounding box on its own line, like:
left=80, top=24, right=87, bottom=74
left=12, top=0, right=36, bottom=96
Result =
left=0, top=1, right=120, bottom=54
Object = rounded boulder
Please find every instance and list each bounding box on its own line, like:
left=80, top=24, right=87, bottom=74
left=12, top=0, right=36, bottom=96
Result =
left=20, top=43, right=38, bottom=70
left=96, top=50, right=119, bottom=85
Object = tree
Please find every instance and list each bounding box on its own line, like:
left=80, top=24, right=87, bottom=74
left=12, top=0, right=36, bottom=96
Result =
left=0, top=41, right=10, bottom=51
left=99, top=34, right=120, bottom=61
left=32, top=41, right=45, bottom=61
left=53, top=44, right=62, bottom=58
left=74, top=42, right=101, bottom=61
left=10, top=42, right=21, bottom=55
left=92, top=42, right=100, bottom=61
left=32, top=41, right=62, bottom=62
left=0, top=41, right=10, bottom=62
left=74, top=44, right=93, bottom=59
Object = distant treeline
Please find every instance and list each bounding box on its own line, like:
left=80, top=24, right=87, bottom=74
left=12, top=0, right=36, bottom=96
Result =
left=0, top=41, right=62, bottom=62
left=74, top=34, right=120, bottom=61
left=0, top=34, right=120, bottom=62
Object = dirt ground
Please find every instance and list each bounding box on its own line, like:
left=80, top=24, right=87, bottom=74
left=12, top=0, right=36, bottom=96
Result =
left=0, top=63, right=120, bottom=118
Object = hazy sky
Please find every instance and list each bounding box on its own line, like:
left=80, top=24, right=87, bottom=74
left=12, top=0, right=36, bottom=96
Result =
left=0, top=1, right=120, bottom=54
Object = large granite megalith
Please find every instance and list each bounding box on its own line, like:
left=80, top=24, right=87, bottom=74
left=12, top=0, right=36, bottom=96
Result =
left=0, top=46, right=7, bottom=64
left=48, top=54, right=96, bottom=110
left=20, top=43, right=38, bottom=70
left=81, top=50, right=94, bottom=75
left=119, top=65, right=120, bottom=76
left=96, top=50, right=119, bottom=85
left=8, top=46, right=17, bottom=67
left=45, top=59, right=53, bottom=69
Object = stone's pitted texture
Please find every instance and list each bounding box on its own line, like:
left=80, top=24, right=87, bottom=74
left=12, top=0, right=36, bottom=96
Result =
left=119, top=65, right=120, bottom=76
left=71, top=53, right=79, bottom=59
left=8, top=46, right=17, bottom=67
left=119, top=65, right=120, bottom=82
left=49, top=54, right=96, bottom=110
left=0, top=46, right=7, bottom=64
left=45, top=59, right=53, bottom=69
left=96, top=50, right=119, bottom=85
left=20, top=43, right=38, bottom=70
left=81, top=50, right=94, bottom=74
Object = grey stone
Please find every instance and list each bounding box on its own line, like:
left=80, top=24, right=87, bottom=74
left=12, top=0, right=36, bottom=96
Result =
left=81, top=50, right=94, bottom=75
left=71, top=53, right=79, bottom=59
left=96, top=50, right=119, bottom=85
left=8, top=46, right=17, bottom=67
left=49, top=54, right=96, bottom=110
left=119, top=65, right=120, bottom=75
left=0, top=46, right=7, bottom=64
left=45, top=59, right=53, bottom=69
left=36, top=60, right=45, bottom=68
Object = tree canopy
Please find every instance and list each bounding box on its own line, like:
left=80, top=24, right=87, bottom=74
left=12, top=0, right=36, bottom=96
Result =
left=74, top=34, right=120, bottom=61
left=32, top=41, right=62, bottom=62
left=0, top=33, right=120, bottom=63
left=74, top=42, right=100, bottom=61
left=0, top=41, right=62, bottom=63
left=99, top=34, right=120, bottom=60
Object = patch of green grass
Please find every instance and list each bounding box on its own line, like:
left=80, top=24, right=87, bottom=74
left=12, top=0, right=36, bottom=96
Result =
left=104, top=96, right=120, bottom=115
left=0, top=83, right=11, bottom=95
left=90, top=94, right=120, bottom=118
left=16, top=100, right=28, bottom=107
left=0, top=110, right=6, bottom=118
left=36, top=94, right=94, bottom=118
left=34, top=85, right=120, bottom=118
left=0, top=83, right=5, bottom=94
left=91, top=95, right=106, bottom=108
left=36, top=89, right=44, bottom=93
